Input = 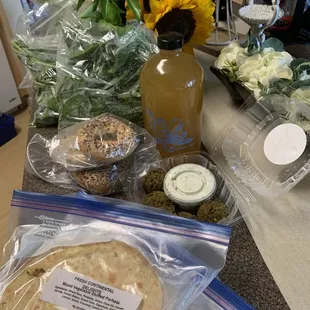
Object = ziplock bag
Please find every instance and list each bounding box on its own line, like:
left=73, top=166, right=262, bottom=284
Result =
left=56, top=10, right=158, bottom=129
left=189, top=278, right=255, bottom=310
left=13, top=0, right=73, bottom=127
left=0, top=191, right=232, bottom=310
left=27, top=113, right=158, bottom=172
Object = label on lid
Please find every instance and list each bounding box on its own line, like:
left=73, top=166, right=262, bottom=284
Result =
left=164, top=164, right=216, bottom=207
left=263, top=123, right=307, bottom=165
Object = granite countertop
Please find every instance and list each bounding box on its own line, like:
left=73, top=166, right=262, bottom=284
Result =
left=22, top=124, right=290, bottom=310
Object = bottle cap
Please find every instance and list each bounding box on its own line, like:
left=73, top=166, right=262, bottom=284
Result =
left=158, top=32, right=184, bottom=50
left=164, top=163, right=217, bottom=210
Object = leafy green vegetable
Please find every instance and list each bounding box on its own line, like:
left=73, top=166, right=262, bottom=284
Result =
left=57, top=14, right=158, bottom=129
left=78, top=0, right=139, bottom=25
left=12, top=39, right=59, bottom=127
left=126, top=0, right=141, bottom=21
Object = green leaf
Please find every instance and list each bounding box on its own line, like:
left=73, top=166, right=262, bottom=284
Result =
left=291, top=80, right=310, bottom=89
left=290, top=58, right=309, bottom=70
left=100, top=0, right=123, bottom=25
left=80, top=0, right=100, bottom=18
left=262, top=38, right=284, bottom=52
left=126, top=0, right=141, bottom=21
left=290, top=58, right=310, bottom=81
left=77, top=0, right=86, bottom=11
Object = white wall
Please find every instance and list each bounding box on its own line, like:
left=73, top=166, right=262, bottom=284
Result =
left=2, top=0, right=24, bottom=34
left=0, top=39, right=20, bottom=112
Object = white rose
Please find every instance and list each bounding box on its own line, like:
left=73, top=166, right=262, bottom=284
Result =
left=263, top=51, right=293, bottom=66
left=291, top=87, right=310, bottom=105
left=237, top=56, right=264, bottom=81
left=261, top=47, right=275, bottom=57
left=243, top=77, right=259, bottom=90
left=215, top=41, right=244, bottom=69
left=274, top=65, right=293, bottom=80
left=280, top=52, right=294, bottom=65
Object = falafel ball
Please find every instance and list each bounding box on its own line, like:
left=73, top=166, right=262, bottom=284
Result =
left=178, top=212, right=197, bottom=220
left=197, top=200, right=228, bottom=223
left=143, top=191, right=175, bottom=213
left=143, top=168, right=166, bottom=193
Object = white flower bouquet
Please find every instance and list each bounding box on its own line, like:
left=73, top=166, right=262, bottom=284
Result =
left=214, top=38, right=310, bottom=105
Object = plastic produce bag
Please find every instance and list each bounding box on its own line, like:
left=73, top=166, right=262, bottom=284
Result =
left=13, top=0, right=72, bottom=127
left=56, top=10, right=158, bottom=129
left=0, top=190, right=232, bottom=310
left=189, top=278, right=255, bottom=310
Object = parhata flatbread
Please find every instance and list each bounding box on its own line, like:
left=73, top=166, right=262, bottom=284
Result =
left=0, top=241, right=163, bottom=310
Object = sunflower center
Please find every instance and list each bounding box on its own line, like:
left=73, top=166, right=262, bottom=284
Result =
left=155, top=9, right=196, bottom=44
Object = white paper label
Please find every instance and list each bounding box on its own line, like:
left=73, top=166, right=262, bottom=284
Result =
left=264, top=123, right=307, bottom=165
left=40, top=268, right=142, bottom=310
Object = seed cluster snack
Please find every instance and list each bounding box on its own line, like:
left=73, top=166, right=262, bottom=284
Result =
left=143, top=168, right=166, bottom=193
left=197, top=200, right=229, bottom=223
left=143, top=191, right=176, bottom=213
left=0, top=241, right=163, bottom=310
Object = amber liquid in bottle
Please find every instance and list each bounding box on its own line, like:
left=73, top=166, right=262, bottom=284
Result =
left=140, top=33, right=204, bottom=158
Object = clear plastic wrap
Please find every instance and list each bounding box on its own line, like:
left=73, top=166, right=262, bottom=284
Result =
left=56, top=10, right=159, bottom=129
left=26, top=135, right=132, bottom=195
left=121, top=151, right=243, bottom=225
left=13, top=0, right=72, bottom=127
left=0, top=190, right=232, bottom=310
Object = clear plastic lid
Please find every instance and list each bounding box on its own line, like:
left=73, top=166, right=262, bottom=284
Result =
left=163, top=164, right=217, bottom=207
left=212, top=95, right=310, bottom=197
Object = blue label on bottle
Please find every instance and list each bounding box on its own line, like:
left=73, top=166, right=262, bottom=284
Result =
left=146, top=109, right=194, bottom=153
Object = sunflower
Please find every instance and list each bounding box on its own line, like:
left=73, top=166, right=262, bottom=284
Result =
left=141, top=0, right=216, bottom=45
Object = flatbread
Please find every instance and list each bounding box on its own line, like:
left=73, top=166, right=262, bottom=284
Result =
left=0, top=241, right=163, bottom=310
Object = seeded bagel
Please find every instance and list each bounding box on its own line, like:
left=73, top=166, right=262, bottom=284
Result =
left=70, top=161, right=130, bottom=195
left=77, top=114, right=137, bottom=162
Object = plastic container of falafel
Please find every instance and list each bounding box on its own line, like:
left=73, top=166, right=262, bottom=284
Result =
left=121, top=151, right=244, bottom=225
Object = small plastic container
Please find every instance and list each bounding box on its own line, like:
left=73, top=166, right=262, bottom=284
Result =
left=220, top=95, right=310, bottom=197
left=0, top=114, right=17, bottom=146
left=121, top=151, right=243, bottom=225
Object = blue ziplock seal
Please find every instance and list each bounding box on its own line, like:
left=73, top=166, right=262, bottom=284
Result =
left=205, top=279, right=256, bottom=310
left=12, top=190, right=231, bottom=246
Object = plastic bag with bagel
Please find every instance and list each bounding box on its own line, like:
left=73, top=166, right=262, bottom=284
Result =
left=48, top=113, right=156, bottom=170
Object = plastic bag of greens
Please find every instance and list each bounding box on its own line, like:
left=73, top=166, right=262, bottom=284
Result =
left=12, top=0, right=72, bottom=127
left=56, top=10, right=158, bottom=130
